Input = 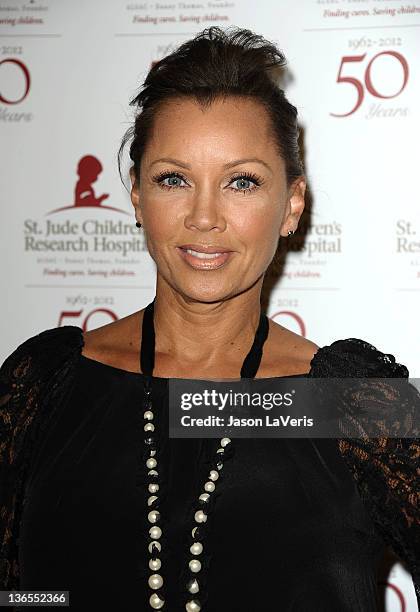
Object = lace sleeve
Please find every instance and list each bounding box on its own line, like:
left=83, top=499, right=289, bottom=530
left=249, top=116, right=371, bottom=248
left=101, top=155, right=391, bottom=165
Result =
left=0, top=338, right=41, bottom=589
left=0, top=327, right=84, bottom=591
left=338, top=436, right=419, bottom=595
left=310, top=338, right=420, bottom=605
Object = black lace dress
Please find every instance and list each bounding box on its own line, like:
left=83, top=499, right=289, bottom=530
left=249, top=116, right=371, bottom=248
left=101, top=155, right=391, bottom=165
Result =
left=0, top=326, right=419, bottom=611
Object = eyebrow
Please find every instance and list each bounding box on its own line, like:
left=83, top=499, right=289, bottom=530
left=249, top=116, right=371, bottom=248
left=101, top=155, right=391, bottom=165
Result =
left=149, top=157, right=272, bottom=173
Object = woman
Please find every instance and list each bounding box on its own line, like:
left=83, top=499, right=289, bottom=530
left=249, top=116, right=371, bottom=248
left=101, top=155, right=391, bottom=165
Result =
left=0, top=26, right=418, bottom=612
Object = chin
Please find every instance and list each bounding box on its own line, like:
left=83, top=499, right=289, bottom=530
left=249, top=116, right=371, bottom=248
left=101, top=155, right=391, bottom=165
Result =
left=173, top=282, right=238, bottom=305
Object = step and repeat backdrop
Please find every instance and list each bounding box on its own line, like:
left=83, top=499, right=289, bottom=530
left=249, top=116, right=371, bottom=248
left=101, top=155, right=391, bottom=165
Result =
left=1, top=0, right=419, bottom=609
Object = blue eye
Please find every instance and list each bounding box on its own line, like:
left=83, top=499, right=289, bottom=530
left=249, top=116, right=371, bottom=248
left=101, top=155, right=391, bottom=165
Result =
left=231, top=176, right=257, bottom=192
left=153, top=172, right=188, bottom=190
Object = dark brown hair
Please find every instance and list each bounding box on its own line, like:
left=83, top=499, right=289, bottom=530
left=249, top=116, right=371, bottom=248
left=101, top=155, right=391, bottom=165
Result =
left=118, top=25, right=304, bottom=189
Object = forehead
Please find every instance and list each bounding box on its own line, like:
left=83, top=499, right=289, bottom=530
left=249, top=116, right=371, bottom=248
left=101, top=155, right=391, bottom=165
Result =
left=144, top=96, right=280, bottom=168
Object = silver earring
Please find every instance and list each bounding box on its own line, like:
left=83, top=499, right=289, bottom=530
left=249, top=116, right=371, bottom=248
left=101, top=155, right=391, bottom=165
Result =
left=287, top=229, right=295, bottom=236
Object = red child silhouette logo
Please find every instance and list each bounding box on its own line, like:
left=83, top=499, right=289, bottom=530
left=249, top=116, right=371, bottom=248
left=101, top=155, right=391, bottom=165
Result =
left=47, top=154, right=129, bottom=215
left=74, top=155, right=109, bottom=207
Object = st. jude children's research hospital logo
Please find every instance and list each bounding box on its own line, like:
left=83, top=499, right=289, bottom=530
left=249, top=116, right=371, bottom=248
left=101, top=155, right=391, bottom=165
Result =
left=23, top=154, right=148, bottom=258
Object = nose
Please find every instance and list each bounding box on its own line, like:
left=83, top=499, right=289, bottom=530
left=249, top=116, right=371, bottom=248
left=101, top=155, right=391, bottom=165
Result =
left=184, top=189, right=227, bottom=233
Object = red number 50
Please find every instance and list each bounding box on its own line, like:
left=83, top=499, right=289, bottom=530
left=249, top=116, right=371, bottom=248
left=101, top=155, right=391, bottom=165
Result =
left=58, top=309, right=118, bottom=330
left=330, top=51, right=409, bottom=117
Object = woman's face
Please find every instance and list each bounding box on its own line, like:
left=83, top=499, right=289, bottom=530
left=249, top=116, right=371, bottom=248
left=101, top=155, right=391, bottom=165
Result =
left=131, top=96, right=305, bottom=303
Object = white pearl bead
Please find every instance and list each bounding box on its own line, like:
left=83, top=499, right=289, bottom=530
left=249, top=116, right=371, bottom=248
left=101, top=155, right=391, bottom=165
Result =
left=149, top=483, right=159, bottom=493
left=149, top=593, right=165, bottom=609
left=148, top=541, right=161, bottom=554
left=148, top=469, right=158, bottom=476
left=187, top=578, right=200, bottom=594
left=144, top=410, right=154, bottom=420
left=148, top=510, right=160, bottom=524
left=221, top=437, right=231, bottom=447
left=149, top=557, right=161, bottom=571
left=149, top=526, right=162, bottom=539
left=150, top=450, right=157, bottom=456
left=198, top=493, right=210, bottom=502
left=148, top=573, right=163, bottom=590
left=148, top=495, right=158, bottom=506
left=185, top=599, right=201, bottom=611
left=190, top=542, right=203, bottom=555
left=216, top=462, right=223, bottom=471
left=194, top=510, right=207, bottom=523
left=204, top=481, right=215, bottom=493
left=216, top=448, right=224, bottom=454
left=189, top=559, right=202, bottom=573
left=192, top=527, right=198, bottom=538
left=144, top=422, right=155, bottom=431
left=209, top=470, right=219, bottom=481
left=146, top=458, right=157, bottom=469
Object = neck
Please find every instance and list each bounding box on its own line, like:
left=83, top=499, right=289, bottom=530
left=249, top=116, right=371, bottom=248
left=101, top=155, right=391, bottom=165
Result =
left=151, top=276, right=264, bottom=377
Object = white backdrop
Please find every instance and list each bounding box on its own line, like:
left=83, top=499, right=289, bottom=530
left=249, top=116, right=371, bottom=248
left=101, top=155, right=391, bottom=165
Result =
left=1, top=0, right=419, bottom=609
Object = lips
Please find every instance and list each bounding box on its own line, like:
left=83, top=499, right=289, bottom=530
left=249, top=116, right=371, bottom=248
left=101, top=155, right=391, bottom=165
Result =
left=178, top=244, right=232, bottom=254
left=176, top=245, right=233, bottom=270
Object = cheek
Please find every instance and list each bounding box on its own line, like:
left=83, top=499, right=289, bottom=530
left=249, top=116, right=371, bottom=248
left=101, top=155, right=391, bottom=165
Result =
left=234, top=207, right=280, bottom=253
left=143, top=200, right=178, bottom=244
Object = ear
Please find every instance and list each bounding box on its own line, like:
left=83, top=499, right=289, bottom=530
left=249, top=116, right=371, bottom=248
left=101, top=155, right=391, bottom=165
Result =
left=130, top=167, right=143, bottom=226
left=279, top=177, right=306, bottom=237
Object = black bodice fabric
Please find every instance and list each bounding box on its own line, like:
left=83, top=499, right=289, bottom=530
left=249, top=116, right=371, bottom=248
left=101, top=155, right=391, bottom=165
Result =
left=19, top=355, right=385, bottom=611
left=0, top=323, right=418, bottom=611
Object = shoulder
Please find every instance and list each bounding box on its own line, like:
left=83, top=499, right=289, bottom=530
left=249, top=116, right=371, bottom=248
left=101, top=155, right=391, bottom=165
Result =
left=0, top=325, right=84, bottom=462
left=309, top=337, right=409, bottom=377
left=306, top=338, right=417, bottom=440
left=263, top=323, right=408, bottom=378
left=0, top=325, right=84, bottom=391
left=265, top=319, right=320, bottom=376
left=81, top=311, right=142, bottom=371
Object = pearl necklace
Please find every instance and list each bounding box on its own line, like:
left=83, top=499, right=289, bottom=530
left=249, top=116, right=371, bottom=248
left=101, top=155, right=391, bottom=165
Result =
left=139, top=298, right=269, bottom=610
